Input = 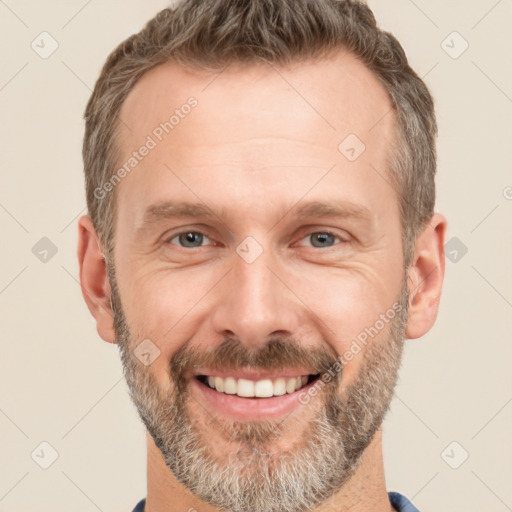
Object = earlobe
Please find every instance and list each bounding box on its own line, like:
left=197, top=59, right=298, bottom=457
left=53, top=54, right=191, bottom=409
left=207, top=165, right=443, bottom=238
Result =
left=405, top=213, right=447, bottom=340
left=77, top=215, right=116, bottom=343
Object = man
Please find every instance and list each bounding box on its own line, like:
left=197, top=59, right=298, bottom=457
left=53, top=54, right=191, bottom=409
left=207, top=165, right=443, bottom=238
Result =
left=77, top=1, right=446, bottom=511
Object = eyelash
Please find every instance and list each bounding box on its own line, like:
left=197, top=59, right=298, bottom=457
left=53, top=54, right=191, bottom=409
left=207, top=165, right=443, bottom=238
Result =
left=164, top=230, right=348, bottom=248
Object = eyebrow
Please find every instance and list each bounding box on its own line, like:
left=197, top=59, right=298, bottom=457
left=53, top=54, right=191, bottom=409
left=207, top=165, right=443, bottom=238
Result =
left=136, top=199, right=373, bottom=235
left=290, top=201, right=373, bottom=223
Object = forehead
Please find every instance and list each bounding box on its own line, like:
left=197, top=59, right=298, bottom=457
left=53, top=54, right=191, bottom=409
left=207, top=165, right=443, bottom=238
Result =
left=117, top=49, right=395, bottom=158
left=113, top=50, right=397, bottom=229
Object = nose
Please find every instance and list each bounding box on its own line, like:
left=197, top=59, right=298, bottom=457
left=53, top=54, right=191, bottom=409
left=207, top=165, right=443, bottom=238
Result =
left=210, top=247, right=302, bottom=350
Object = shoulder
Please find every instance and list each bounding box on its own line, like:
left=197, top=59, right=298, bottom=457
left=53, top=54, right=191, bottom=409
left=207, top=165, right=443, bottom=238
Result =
left=131, top=497, right=146, bottom=512
left=388, top=491, right=421, bottom=512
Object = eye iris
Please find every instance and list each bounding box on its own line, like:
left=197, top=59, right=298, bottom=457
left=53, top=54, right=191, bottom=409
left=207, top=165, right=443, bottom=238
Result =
left=179, top=232, right=203, bottom=247
left=311, top=232, right=334, bottom=247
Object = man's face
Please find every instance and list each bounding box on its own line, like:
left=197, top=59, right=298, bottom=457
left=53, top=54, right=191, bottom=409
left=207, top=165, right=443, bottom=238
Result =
left=110, top=51, right=407, bottom=512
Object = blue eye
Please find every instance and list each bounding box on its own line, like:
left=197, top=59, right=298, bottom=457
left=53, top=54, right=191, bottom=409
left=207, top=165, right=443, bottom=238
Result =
left=310, top=232, right=336, bottom=247
left=165, top=231, right=345, bottom=249
left=168, top=232, right=211, bottom=248
left=301, top=232, right=342, bottom=248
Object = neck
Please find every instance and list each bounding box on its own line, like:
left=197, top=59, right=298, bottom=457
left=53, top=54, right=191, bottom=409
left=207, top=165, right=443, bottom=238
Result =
left=144, top=429, right=394, bottom=512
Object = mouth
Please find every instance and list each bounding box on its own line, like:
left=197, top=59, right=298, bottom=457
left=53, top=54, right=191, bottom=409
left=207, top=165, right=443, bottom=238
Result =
left=190, top=372, right=323, bottom=420
left=194, top=373, right=321, bottom=398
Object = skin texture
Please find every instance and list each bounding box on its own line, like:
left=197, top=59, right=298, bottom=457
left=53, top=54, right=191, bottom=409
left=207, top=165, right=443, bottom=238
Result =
left=78, top=50, right=446, bottom=512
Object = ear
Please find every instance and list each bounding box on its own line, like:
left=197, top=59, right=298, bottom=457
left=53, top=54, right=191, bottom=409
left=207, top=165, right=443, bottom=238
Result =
left=77, top=215, right=116, bottom=343
left=405, top=212, right=447, bottom=339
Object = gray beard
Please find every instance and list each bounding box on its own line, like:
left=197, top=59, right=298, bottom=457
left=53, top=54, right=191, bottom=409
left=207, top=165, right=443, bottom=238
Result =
left=109, top=263, right=408, bottom=512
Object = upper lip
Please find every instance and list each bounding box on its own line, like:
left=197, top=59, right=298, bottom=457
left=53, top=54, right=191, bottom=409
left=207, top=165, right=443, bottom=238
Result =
left=190, top=368, right=318, bottom=381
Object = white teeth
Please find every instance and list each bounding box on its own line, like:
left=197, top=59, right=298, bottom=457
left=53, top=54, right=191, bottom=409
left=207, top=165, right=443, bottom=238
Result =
left=214, top=376, right=224, bottom=392
left=204, top=375, right=310, bottom=397
left=254, top=379, right=274, bottom=397
left=237, top=378, right=254, bottom=397
left=273, top=378, right=287, bottom=396
left=286, top=378, right=297, bottom=394
left=223, top=377, right=237, bottom=394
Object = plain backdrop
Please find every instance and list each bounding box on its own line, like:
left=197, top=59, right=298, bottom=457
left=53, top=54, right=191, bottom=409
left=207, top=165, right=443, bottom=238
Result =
left=1, top=1, right=511, bottom=511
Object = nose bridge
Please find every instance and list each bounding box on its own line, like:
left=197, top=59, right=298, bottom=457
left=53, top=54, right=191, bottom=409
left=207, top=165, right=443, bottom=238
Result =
left=211, top=245, right=298, bottom=347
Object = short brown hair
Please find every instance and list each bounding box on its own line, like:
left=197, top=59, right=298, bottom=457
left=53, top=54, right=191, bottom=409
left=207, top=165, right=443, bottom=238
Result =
left=83, top=0, right=437, bottom=266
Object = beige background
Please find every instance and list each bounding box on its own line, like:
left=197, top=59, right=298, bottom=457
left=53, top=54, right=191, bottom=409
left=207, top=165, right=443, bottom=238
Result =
left=1, top=1, right=511, bottom=511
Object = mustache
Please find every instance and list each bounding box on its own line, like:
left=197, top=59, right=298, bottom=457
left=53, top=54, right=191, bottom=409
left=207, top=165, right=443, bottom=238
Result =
left=170, top=336, right=342, bottom=390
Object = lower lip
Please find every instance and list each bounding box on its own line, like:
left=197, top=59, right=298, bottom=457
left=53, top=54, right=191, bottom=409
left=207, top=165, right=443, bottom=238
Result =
left=189, top=376, right=317, bottom=421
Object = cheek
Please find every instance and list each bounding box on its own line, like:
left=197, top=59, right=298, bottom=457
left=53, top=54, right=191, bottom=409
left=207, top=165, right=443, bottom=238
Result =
left=117, top=267, right=219, bottom=378
left=120, top=262, right=213, bottom=330
left=290, top=265, right=401, bottom=381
